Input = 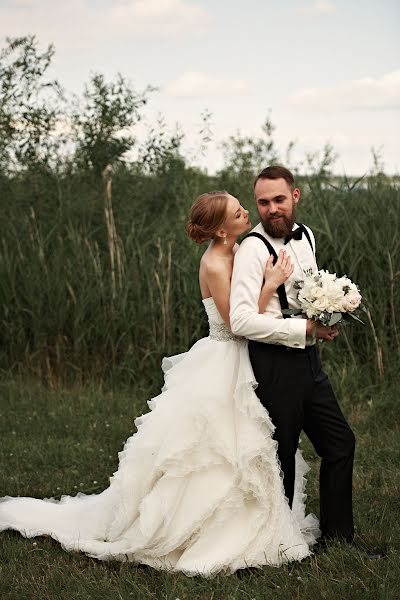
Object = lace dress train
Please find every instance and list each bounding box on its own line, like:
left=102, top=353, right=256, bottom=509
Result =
left=0, top=298, right=319, bottom=576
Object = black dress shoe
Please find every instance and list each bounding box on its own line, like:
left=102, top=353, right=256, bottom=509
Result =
left=314, top=538, right=386, bottom=559
left=345, top=541, right=386, bottom=559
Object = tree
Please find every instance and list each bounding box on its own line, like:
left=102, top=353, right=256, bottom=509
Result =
left=219, top=116, right=280, bottom=178
left=0, top=35, right=64, bottom=173
left=72, top=73, right=151, bottom=178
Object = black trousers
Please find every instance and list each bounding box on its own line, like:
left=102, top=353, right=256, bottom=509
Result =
left=249, top=341, right=355, bottom=541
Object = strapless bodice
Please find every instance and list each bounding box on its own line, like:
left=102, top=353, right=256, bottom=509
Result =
left=202, top=296, right=225, bottom=324
left=202, top=297, right=244, bottom=342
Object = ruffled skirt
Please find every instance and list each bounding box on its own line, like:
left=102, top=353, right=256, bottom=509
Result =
left=0, top=336, right=319, bottom=576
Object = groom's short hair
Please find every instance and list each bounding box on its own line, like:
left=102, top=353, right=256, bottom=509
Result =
left=254, top=165, right=295, bottom=190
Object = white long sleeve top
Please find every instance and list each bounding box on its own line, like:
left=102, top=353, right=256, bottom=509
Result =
left=230, top=222, right=318, bottom=349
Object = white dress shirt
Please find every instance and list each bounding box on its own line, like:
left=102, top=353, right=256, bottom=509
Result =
left=230, top=222, right=318, bottom=349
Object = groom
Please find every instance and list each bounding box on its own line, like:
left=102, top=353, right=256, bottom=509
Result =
left=230, top=165, right=355, bottom=543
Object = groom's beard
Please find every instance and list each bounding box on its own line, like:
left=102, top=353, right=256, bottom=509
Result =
left=261, top=206, right=296, bottom=239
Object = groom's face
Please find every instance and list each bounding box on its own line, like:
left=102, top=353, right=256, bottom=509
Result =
left=254, top=177, right=300, bottom=238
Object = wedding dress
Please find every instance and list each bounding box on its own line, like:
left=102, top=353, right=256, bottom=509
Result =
left=0, top=297, right=319, bottom=576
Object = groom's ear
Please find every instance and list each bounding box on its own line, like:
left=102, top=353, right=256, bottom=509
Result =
left=293, top=188, right=301, bottom=204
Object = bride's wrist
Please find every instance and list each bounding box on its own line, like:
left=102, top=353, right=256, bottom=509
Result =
left=262, top=279, right=276, bottom=294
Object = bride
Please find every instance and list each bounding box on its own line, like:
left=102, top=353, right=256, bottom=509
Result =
left=0, top=190, right=319, bottom=577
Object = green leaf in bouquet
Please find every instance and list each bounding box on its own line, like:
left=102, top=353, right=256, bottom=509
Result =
left=318, top=313, right=330, bottom=326
left=328, top=312, right=343, bottom=326
left=281, top=308, right=302, bottom=316
left=348, top=312, right=365, bottom=324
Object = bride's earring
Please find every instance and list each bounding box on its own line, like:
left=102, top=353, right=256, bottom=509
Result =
left=223, top=236, right=227, bottom=245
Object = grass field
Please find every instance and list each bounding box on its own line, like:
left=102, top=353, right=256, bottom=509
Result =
left=0, top=170, right=399, bottom=599
left=0, top=363, right=399, bottom=600
left=1, top=37, right=399, bottom=598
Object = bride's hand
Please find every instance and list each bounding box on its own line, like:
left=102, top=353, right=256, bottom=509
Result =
left=264, top=250, right=294, bottom=289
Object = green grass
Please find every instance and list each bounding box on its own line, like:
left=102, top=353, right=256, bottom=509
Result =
left=0, top=367, right=399, bottom=600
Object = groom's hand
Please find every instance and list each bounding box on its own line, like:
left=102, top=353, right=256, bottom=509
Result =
left=306, top=320, right=340, bottom=342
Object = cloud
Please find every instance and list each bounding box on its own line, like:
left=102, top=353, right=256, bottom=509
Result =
left=164, top=71, right=249, bottom=97
left=289, top=70, right=400, bottom=110
left=300, top=0, right=336, bottom=14
left=115, top=0, right=201, bottom=21
left=0, top=0, right=209, bottom=45
left=109, top=0, right=208, bottom=33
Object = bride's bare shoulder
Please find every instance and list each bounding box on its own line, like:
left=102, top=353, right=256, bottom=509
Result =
left=200, top=248, right=232, bottom=274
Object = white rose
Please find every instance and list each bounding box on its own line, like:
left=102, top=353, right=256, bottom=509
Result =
left=306, top=307, right=319, bottom=319
left=299, top=299, right=319, bottom=318
left=348, top=282, right=360, bottom=294
left=322, top=281, right=345, bottom=303
left=311, top=286, right=324, bottom=299
left=341, top=299, right=352, bottom=312
left=300, top=283, right=315, bottom=302
left=326, top=304, right=340, bottom=313
left=313, top=297, right=329, bottom=311
left=349, top=290, right=361, bottom=302
left=336, top=276, right=351, bottom=288
left=342, top=292, right=362, bottom=312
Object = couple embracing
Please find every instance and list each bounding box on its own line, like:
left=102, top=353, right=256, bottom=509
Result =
left=0, top=166, right=357, bottom=576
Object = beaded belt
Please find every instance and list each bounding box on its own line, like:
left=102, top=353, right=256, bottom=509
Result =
left=209, top=322, right=244, bottom=342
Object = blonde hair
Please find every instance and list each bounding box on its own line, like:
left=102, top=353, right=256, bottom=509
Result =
left=186, top=191, right=229, bottom=244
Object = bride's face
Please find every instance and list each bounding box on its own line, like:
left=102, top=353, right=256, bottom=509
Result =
left=223, top=195, right=251, bottom=238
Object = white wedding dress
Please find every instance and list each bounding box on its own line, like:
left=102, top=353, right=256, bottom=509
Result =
left=0, top=297, right=319, bottom=576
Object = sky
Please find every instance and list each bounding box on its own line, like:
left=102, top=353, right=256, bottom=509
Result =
left=1, top=0, right=399, bottom=174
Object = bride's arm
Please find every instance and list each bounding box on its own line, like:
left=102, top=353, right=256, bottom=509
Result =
left=258, top=276, right=277, bottom=314
left=206, top=249, right=294, bottom=326
left=258, top=250, right=294, bottom=314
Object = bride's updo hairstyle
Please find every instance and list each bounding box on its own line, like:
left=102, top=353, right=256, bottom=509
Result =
left=186, top=191, right=229, bottom=244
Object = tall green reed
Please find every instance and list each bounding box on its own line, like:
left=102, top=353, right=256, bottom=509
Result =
left=0, top=167, right=398, bottom=387
left=297, top=178, right=399, bottom=381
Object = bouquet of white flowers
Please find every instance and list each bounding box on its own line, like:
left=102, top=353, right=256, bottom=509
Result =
left=283, top=269, right=365, bottom=327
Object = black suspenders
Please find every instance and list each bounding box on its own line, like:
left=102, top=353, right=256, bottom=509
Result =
left=301, top=226, right=314, bottom=253
left=243, top=224, right=314, bottom=319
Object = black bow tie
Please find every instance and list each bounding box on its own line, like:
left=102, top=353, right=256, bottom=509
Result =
left=284, top=227, right=303, bottom=245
